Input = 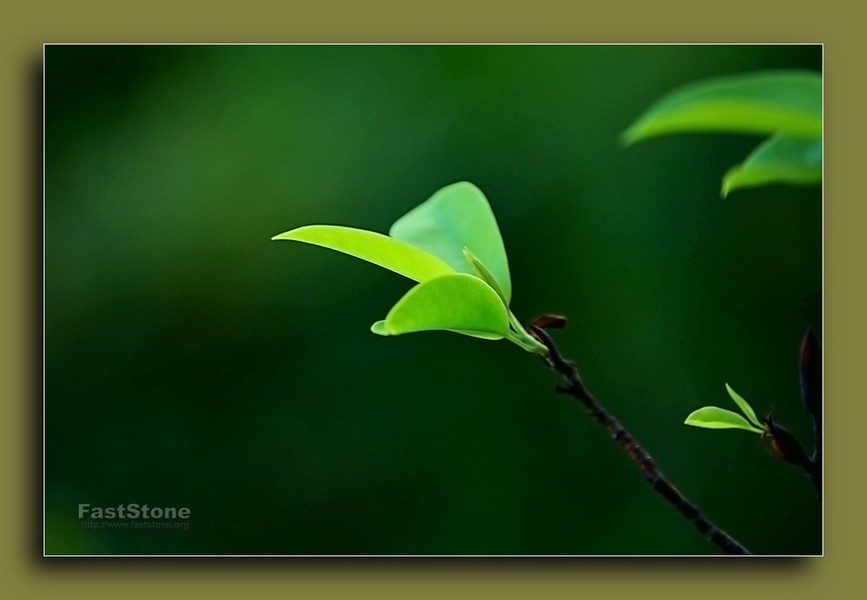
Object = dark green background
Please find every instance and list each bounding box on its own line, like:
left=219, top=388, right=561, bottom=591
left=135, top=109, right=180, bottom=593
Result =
left=45, top=45, right=821, bottom=555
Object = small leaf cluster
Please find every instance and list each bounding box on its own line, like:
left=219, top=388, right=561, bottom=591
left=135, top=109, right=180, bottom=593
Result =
left=272, top=182, right=547, bottom=355
left=684, top=384, right=766, bottom=434
left=684, top=330, right=821, bottom=492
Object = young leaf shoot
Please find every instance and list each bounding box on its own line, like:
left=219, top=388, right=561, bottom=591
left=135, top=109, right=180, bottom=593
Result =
left=272, top=182, right=547, bottom=356
left=684, top=384, right=765, bottom=434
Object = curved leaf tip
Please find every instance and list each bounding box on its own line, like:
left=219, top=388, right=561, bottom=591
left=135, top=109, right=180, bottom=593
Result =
left=370, top=320, right=388, bottom=336
left=721, top=134, right=822, bottom=197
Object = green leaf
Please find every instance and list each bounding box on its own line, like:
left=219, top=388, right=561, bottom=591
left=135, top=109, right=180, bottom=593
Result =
left=684, top=407, right=764, bottom=434
left=371, top=319, right=503, bottom=340
left=272, top=225, right=454, bottom=282
left=725, top=383, right=763, bottom=428
left=390, top=182, right=512, bottom=303
left=623, top=70, right=822, bottom=144
left=722, top=134, right=822, bottom=197
left=379, top=273, right=510, bottom=339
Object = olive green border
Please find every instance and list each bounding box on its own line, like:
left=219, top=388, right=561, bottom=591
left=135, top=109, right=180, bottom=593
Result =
left=3, top=2, right=858, bottom=598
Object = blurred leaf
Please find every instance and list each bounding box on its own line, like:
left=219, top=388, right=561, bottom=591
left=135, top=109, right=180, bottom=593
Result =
left=722, top=134, right=822, bottom=197
left=622, top=70, right=821, bottom=144
left=380, top=274, right=510, bottom=339
left=390, top=182, right=512, bottom=303
left=684, top=406, right=764, bottom=434
left=725, top=383, right=762, bottom=428
left=272, top=225, right=455, bottom=282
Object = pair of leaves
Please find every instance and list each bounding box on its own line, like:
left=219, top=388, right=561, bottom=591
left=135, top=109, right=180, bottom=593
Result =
left=684, top=384, right=765, bottom=434
left=623, top=70, right=822, bottom=197
left=273, top=182, right=542, bottom=351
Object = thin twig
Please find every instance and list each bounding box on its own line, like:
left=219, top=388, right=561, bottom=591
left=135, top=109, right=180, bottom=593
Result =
left=528, top=323, right=751, bottom=555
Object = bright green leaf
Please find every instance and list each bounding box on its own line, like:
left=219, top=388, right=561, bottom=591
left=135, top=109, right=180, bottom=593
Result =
left=684, top=406, right=765, bottom=434
left=371, top=318, right=503, bottom=340
left=722, top=134, right=822, bottom=197
left=452, top=330, right=507, bottom=340
left=622, top=71, right=822, bottom=144
left=272, top=225, right=454, bottom=282
left=725, top=383, right=763, bottom=428
left=390, top=182, right=512, bottom=303
left=381, top=273, right=510, bottom=339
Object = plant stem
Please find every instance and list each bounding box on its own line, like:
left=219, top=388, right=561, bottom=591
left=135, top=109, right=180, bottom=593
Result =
left=528, top=323, right=752, bottom=555
left=506, top=310, right=550, bottom=356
